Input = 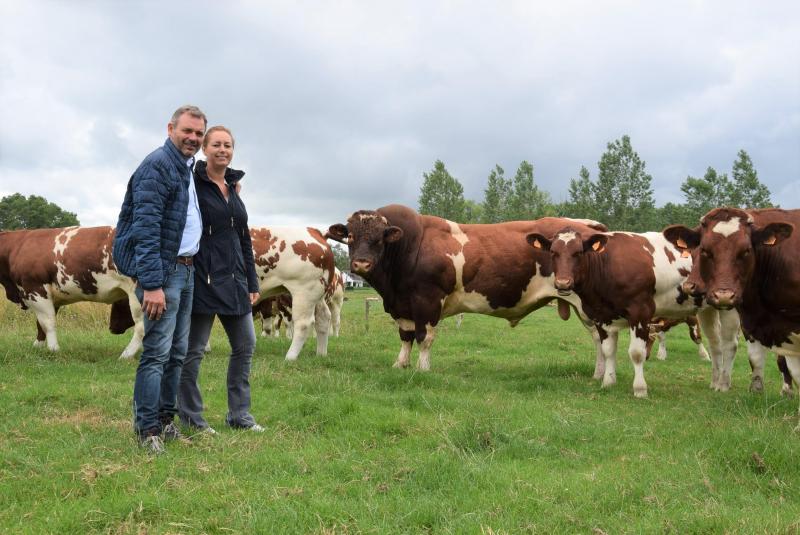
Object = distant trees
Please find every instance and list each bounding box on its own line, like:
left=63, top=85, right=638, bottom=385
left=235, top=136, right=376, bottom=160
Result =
left=0, top=193, right=79, bottom=230
left=417, top=138, right=773, bottom=232
left=418, top=160, right=466, bottom=222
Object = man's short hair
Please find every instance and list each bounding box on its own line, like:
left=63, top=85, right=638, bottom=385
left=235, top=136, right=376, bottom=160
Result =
left=170, top=105, right=207, bottom=128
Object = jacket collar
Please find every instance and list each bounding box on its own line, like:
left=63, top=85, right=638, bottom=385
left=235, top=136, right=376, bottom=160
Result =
left=194, top=159, right=245, bottom=184
left=163, top=138, right=195, bottom=172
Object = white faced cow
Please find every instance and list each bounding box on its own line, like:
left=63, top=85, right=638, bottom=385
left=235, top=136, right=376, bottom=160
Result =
left=0, top=226, right=144, bottom=359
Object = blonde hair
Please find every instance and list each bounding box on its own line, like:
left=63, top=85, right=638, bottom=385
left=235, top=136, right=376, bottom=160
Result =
left=202, top=125, right=235, bottom=148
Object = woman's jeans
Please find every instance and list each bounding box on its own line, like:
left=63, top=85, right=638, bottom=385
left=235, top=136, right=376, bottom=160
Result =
left=132, top=263, right=194, bottom=436
left=178, top=312, right=258, bottom=429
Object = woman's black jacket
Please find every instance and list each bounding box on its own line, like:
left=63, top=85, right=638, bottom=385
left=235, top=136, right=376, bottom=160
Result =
left=191, top=160, right=260, bottom=316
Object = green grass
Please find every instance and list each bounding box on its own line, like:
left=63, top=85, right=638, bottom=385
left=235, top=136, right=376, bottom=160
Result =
left=0, top=288, right=799, bottom=534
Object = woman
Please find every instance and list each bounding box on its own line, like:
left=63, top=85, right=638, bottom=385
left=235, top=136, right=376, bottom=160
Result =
left=178, top=125, right=264, bottom=434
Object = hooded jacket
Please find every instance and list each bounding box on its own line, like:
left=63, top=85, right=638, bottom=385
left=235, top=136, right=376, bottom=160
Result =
left=191, top=160, right=260, bottom=315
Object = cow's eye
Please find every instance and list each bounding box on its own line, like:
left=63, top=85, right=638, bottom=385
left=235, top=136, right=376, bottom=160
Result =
left=700, top=248, right=713, bottom=260
left=738, top=249, right=750, bottom=259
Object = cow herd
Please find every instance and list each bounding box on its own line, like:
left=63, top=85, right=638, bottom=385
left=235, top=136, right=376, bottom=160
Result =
left=1, top=204, right=798, bottom=419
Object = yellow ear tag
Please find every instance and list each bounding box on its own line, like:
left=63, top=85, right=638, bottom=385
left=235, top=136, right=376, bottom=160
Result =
left=764, top=235, right=777, bottom=246
left=532, top=239, right=542, bottom=249
left=676, top=237, right=687, bottom=248
left=681, top=250, right=691, bottom=258
left=592, top=241, right=604, bottom=252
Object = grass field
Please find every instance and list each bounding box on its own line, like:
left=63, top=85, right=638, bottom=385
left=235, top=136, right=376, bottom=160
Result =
left=1, top=288, right=799, bottom=534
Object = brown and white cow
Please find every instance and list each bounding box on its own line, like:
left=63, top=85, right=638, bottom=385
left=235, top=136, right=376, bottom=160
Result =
left=250, top=226, right=335, bottom=360
left=663, top=207, right=800, bottom=406
left=254, top=268, right=345, bottom=339
left=327, top=204, right=607, bottom=371
left=526, top=228, right=742, bottom=397
left=648, top=316, right=710, bottom=362
left=0, top=226, right=143, bottom=359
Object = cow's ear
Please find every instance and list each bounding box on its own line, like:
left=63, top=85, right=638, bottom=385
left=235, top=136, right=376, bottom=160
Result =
left=326, top=224, right=349, bottom=243
left=663, top=225, right=700, bottom=253
left=526, top=233, right=551, bottom=251
left=753, top=222, right=794, bottom=247
left=384, top=226, right=403, bottom=243
left=583, top=234, right=608, bottom=253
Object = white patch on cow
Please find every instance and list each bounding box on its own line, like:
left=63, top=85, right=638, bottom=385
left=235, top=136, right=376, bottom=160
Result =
left=393, top=340, right=413, bottom=368
left=396, top=318, right=415, bottom=331
left=628, top=331, right=649, bottom=398
left=353, top=212, right=387, bottom=224
left=556, top=231, right=577, bottom=244
left=417, top=323, right=436, bottom=371
left=712, top=217, right=743, bottom=238
left=655, top=331, right=668, bottom=361
left=642, top=232, right=697, bottom=318
left=775, top=332, right=800, bottom=358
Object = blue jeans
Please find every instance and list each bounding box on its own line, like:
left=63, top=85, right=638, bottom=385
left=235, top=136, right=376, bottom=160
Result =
left=179, top=312, right=258, bottom=429
left=133, top=263, right=195, bottom=435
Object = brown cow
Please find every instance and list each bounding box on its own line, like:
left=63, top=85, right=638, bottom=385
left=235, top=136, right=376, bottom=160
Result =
left=663, top=207, right=800, bottom=406
left=526, top=227, right=742, bottom=397
left=0, top=226, right=143, bottom=358
left=327, top=204, right=606, bottom=371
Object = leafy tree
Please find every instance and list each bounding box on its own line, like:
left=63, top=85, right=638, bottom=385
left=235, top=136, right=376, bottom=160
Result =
left=481, top=165, right=511, bottom=223
left=506, top=161, right=552, bottom=220
left=593, top=135, right=655, bottom=231
left=331, top=243, right=350, bottom=272
left=418, top=160, right=466, bottom=222
left=680, top=167, right=733, bottom=224
left=563, top=165, right=596, bottom=220
left=0, top=193, right=80, bottom=230
left=651, top=202, right=696, bottom=230
left=729, top=150, right=771, bottom=208
left=463, top=199, right=484, bottom=224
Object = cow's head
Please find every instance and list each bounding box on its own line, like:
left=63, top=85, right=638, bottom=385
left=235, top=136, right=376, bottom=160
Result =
left=527, top=228, right=608, bottom=296
left=663, top=208, right=793, bottom=309
left=327, top=210, right=403, bottom=276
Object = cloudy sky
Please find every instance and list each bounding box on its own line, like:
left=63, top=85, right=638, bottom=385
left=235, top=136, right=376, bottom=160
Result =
left=1, top=1, right=798, bottom=229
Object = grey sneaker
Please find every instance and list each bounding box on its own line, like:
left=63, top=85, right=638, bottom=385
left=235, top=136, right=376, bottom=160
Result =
left=249, top=424, right=265, bottom=433
left=139, top=434, right=165, bottom=455
left=162, top=421, right=185, bottom=442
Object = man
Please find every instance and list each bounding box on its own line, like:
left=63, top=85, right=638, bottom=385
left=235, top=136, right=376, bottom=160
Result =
left=113, top=105, right=206, bottom=454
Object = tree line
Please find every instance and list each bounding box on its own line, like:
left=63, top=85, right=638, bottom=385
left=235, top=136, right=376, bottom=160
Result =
left=418, top=135, right=773, bottom=231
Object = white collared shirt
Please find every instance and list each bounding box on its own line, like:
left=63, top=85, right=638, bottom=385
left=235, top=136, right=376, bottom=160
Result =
left=178, top=158, right=202, bottom=256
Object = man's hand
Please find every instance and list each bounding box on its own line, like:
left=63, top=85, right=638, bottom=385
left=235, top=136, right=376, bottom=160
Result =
left=143, top=288, right=167, bottom=320
left=250, top=292, right=260, bottom=305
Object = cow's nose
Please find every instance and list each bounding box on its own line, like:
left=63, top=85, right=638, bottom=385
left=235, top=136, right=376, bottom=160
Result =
left=711, top=289, right=736, bottom=308
left=682, top=281, right=697, bottom=295
left=555, top=278, right=573, bottom=293
left=351, top=259, right=372, bottom=274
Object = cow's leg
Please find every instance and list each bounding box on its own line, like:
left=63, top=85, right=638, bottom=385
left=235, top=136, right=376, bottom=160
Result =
left=34, top=320, right=46, bottom=348
left=119, top=293, right=145, bottom=359
left=777, top=355, right=794, bottom=397
left=599, top=328, right=619, bottom=388
left=782, top=355, right=800, bottom=430
left=697, top=307, right=723, bottom=390
left=394, top=326, right=414, bottom=369
left=28, top=298, right=59, bottom=351
left=655, top=331, right=668, bottom=361
left=313, top=300, right=331, bottom=356
left=716, top=308, right=740, bottom=392
left=587, top=324, right=605, bottom=379
left=746, top=340, right=767, bottom=393
left=416, top=323, right=436, bottom=371
left=629, top=325, right=649, bottom=398
left=687, top=319, right=711, bottom=361
left=329, top=298, right=343, bottom=337
left=284, top=297, right=315, bottom=361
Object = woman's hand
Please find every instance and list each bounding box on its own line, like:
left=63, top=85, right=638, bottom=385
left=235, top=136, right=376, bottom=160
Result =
left=250, top=292, right=260, bottom=304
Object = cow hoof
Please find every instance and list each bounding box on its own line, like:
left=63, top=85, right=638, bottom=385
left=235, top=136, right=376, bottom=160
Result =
left=781, top=385, right=795, bottom=398
left=634, top=389, right=648, bottom=398
left=32, top=340, right=45, bottom=348
left=118, top=351, right=136, bottom=360
left=392, top=361, right=410, bottom=369
left=749, top=377, right=764, bottom=393
left=285, top=354, right=299, bottom=362
left=417, top=364, right=431, bottom=372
